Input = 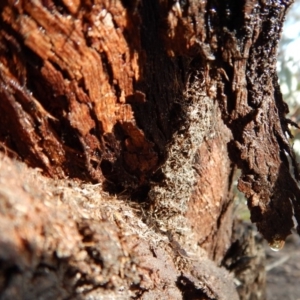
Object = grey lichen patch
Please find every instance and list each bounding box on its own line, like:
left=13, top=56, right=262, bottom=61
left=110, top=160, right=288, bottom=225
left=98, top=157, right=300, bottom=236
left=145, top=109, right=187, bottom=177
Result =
left=148, top=64, right=216, bottom=255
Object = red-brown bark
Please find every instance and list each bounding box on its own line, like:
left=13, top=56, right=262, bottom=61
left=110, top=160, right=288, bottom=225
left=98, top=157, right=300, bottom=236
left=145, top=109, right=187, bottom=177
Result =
left=0, top=0, right=298, bottom=299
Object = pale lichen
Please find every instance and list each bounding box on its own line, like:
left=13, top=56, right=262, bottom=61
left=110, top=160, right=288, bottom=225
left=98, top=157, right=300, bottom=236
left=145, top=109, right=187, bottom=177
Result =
left=148, top=63, right=217, bottom=255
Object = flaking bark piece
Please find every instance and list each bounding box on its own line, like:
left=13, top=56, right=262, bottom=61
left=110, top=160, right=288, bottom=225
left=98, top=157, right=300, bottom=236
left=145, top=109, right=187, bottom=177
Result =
left=209, top=0, right=300, bottom=244
left=232, top=91, right=300, bottom=245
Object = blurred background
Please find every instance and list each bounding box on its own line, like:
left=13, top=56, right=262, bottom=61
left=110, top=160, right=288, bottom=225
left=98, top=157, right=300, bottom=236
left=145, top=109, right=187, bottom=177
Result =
left=278, top=0, right=300, bottom=157
left=267, top=3, right=300, bottom=297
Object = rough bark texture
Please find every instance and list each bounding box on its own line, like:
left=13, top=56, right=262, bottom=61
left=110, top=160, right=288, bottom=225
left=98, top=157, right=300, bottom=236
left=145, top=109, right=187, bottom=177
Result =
left=0, top=0, right=298, bottom=299
left=0, top=153, right=239, bottom=300
left=213, top=0, right=300, bottom=247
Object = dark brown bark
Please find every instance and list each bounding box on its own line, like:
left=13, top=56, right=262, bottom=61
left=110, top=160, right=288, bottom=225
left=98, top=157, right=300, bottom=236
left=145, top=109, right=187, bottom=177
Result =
left=0, top=0, right=297, bottom=299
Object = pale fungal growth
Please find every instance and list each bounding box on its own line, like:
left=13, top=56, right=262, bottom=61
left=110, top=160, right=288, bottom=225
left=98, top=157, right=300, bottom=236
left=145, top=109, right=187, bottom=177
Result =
left=148, top=64, right=216, bottom=254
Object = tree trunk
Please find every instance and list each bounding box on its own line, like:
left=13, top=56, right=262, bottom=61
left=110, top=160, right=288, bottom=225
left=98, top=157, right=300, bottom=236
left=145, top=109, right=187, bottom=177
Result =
left=0, top=0, right=298, bottom=299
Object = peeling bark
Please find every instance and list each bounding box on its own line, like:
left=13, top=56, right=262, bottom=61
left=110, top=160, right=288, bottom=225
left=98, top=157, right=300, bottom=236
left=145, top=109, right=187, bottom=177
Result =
left=206, top=0, right=300, bottom=246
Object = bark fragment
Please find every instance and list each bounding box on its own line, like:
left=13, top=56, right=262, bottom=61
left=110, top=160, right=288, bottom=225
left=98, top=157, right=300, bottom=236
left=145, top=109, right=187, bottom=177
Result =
left=202, top=0, right=300, bottom=245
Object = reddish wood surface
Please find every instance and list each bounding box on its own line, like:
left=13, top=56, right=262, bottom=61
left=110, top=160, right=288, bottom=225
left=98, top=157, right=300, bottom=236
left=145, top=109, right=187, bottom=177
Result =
left=0, top=0, right=298, bottom=298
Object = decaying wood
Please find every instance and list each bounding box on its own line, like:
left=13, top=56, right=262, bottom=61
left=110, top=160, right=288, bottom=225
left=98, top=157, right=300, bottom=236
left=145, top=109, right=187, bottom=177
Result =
left=0, top=153, right=238, bottom=299
left=210, top=0, right=300, bottom=246
left=0, top=0, right=298, bottom=298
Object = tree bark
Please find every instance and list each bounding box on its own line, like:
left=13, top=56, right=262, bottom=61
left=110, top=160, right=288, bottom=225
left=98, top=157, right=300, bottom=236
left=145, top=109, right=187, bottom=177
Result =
left=0, top=0, right=297, bottom=299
